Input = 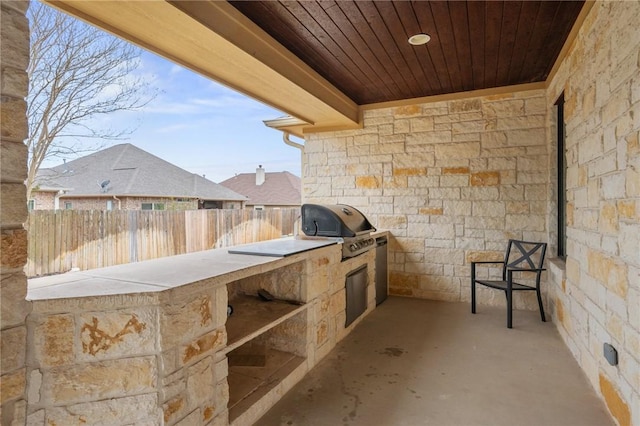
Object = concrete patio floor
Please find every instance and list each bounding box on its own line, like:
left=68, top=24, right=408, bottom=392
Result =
left=256, top=297, right=613, bottom=426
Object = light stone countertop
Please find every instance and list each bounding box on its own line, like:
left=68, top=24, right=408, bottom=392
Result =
left=27, top=237, right=339, bottom=301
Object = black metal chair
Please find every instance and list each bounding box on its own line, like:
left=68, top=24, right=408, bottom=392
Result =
left=471, top=239, right=547, bottom=328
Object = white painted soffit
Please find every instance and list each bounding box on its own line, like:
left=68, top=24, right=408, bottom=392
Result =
left=44, top=0, right=360, bottom=136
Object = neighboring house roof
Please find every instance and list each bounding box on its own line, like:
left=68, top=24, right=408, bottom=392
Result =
left=219, top=168, right=301, bottom=206
left=34, top=143, right=247, bottom=201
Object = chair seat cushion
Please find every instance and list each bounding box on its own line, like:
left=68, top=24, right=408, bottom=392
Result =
left=474, top=280, right=536, bottom=291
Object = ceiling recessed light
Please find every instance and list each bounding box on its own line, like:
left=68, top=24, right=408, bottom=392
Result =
left=408, top=33, right=431, bottom=46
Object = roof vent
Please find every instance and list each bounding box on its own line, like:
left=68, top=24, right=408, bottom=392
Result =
left=99, top=179, right=111, bottom=193
left=256, top=165, right=265, bottom=186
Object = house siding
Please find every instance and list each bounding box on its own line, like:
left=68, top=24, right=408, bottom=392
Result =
left=30, top=191, right=56, bottom=210
left=28, top=196, right=247, bottom=211
left=247, top=204, right=300, bottom=210
left=59, top=197, right=199, bottom=211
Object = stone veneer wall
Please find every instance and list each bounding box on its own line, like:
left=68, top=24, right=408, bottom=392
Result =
left=304, top=88, right=549, bottom=310
left=1, top=1, right=31, bottom=424
left=25, top=279, right=235, bottom=424
left=545, top=2, right=639, bottom=425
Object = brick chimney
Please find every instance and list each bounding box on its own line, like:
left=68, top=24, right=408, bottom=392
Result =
left=256, top=165, right=265, bottom=185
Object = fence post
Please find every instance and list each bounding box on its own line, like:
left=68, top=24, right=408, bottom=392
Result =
left=129, top=210, right=138, bottom=263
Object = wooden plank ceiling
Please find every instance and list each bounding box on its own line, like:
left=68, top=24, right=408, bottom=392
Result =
left=229, top=0, right=585, bottom=105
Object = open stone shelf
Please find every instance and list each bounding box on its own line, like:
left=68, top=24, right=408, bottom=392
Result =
left=224, top=288, right=309, bottom=424
left=224, top=294, right=308, bottom=354
left=227, top=347, right=305, bottom=422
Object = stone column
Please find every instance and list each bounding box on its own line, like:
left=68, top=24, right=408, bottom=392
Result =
left=1, top=1, right=31, bottom=424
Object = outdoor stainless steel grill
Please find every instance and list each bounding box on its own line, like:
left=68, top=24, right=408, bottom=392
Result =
left=301, top=203, right=377, bottom=327
left=300, top=203, right=376, bottom=259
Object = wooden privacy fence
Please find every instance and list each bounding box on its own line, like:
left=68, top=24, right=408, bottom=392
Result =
left=26, top=208, right=300, bottom=278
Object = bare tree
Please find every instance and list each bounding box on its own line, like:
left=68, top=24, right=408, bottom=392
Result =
left=26, top=1, right=155, bottom=199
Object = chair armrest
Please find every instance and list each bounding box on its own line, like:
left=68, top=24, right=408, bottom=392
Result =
left=471, top=260, right=504, bottom=281
left=506, top=268, right=546, bottom=285
left=507, top=267, right=546, bottom=272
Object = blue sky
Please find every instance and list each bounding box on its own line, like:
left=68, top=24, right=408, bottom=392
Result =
left=70, top=51, right=302, bottom=183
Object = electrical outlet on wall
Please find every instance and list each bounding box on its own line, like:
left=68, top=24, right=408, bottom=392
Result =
left=603, top=343, right=618, bottom=366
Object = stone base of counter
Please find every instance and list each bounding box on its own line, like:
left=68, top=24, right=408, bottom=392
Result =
left=24, top=240, right=380, bottom=425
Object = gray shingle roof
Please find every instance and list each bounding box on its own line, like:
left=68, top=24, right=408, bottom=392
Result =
left=219, top=170, right=301, bottom=206
left=35, top=144, right=247, bottom=201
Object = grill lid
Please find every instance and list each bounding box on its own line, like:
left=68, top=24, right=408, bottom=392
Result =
left=301, top=204, right=376, bottom=237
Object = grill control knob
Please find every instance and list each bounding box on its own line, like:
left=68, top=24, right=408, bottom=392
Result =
left=350, top=243, right=359, bottom=251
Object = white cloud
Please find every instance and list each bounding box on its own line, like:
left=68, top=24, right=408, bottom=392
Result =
left=191, top=95, right=266, bottom=111
left=155, top=123, right=192, bottom=133
left=169, top=64, right=183, bottom=76
left=143, top=100, right=203, bottom=115
left=142, top=94, right=278, bottom=119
